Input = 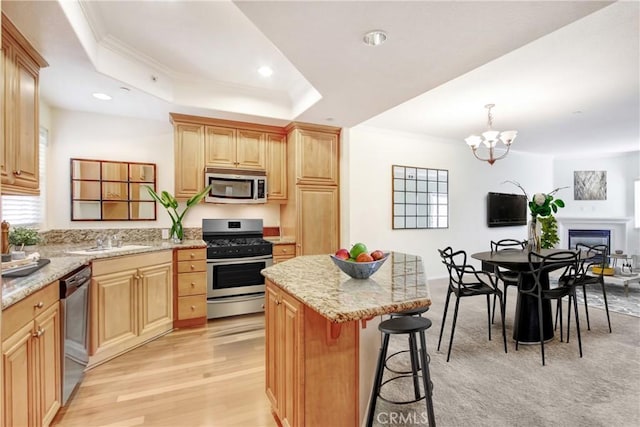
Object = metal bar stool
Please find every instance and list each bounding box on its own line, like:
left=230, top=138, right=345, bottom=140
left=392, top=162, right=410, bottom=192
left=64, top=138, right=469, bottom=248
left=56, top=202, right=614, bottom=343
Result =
left=366, top=315, right=436, bottom=427
left=385, top=306, right=430, bottom=376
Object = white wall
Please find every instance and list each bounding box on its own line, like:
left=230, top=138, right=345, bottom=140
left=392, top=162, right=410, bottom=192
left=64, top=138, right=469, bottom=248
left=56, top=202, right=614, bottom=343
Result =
left=46, top=109, right=280, bottom=231
left=343, top=125, right=555, bottom=278
left=553, top=151, right=640, bottom=255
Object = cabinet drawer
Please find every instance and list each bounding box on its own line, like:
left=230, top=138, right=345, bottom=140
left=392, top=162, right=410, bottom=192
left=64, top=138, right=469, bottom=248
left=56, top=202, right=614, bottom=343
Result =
left=2, top=281, right=59, bottom=338
left=176, top=248, right=206, bottom=262
left=177, top=295, right=207, bottom=320
left=177, top=259, right=206, bottom=273
left=177, top=272, right=207, bottom=296
left=273, top=244, right=295, bottom=257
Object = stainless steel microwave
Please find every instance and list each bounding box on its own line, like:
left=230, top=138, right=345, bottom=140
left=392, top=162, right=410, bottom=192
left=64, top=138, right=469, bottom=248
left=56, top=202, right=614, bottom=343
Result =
left=204, top=168, right=267, bottom=204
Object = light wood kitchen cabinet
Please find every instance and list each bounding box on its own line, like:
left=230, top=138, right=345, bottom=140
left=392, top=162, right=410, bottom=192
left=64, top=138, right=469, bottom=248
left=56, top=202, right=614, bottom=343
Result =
left=173, top=247, right=207, bottom=328
left=170, top=113, right=287, bottom=202
left=266, top=133, right=287, bottom=201
left=2, top=281, right=61, bottom=427
left=273, top=243, right=296, bottom=264
left=265, top=280, right=358, bottom=427
left=205, top=126, right=266, bottom=170
left=265, top=281, right=303, bottom=427
left=172, top=122, right=205, bottom=200
left=287, top=124, right=339, bottom=186
left=280, top=121, right=340, bottom=257
left=1, top=13, right=48, bottom=195
left=89, top=251, right=173, bottom=367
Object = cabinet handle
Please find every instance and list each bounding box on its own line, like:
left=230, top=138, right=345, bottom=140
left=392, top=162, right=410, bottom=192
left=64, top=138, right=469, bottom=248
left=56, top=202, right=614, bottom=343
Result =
left=13, top=170, right=21, bottom=176
left=261, top=304, right=265, bottom=310
left=34, top=301, right=44, bottom=309
left=32, top=327, right=44, bottom=338
left=282, top=248, right=288, bottom=253
left=190, top=282, right=196, bottom=287
left=190, top=305, right=196, bottom=311
left=190, top=264, right=195, bottom=270
left=190, top=253, right=195, bottom=259
left=139, top=274, right=144, bottom=279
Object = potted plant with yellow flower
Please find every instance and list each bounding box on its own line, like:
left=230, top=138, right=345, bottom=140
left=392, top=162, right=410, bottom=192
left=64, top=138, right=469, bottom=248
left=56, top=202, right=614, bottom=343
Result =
left=504, top=181, right=567, bottom=252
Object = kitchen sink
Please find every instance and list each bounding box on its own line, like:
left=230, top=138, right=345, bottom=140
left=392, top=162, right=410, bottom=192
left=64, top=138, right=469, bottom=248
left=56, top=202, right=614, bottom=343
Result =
left=66, top=244, right=153, bottom=256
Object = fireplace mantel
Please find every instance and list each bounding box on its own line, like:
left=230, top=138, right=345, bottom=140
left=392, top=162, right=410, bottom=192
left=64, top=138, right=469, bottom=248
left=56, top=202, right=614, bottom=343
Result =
left=556, top=216, right=634, bottom=253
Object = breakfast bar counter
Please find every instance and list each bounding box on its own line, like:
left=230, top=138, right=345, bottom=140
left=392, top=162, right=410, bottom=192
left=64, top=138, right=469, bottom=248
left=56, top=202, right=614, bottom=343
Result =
left=261, top=251, right=431, bottom=427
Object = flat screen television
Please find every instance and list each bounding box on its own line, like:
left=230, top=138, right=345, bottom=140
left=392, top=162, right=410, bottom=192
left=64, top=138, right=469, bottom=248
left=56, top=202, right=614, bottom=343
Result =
left=487, top=192, right=527, bottom=227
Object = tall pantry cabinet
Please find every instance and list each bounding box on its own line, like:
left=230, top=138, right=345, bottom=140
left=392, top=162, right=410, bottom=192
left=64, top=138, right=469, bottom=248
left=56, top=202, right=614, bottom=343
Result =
left=280, top=123, right=340, bottom=256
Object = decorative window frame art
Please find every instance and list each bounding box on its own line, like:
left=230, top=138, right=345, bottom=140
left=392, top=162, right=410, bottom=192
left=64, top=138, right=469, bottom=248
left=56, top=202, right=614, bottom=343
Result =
left=392, top=165, right=449, bottom=229
left=574, top=170, right=607, bottom=200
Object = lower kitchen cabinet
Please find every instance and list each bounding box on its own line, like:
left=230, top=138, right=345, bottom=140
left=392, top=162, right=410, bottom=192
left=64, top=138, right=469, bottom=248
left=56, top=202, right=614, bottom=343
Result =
left=174, top=248, right=207, bottom=328
left=89, top=251, right=173, bottom=367
left=2, top=281, right=61, bottom=427
left=265, top=280, right=359, bottom=427
left=265, top=281, right=303, bottom=426
left=272, top=243, right=296, bottom=264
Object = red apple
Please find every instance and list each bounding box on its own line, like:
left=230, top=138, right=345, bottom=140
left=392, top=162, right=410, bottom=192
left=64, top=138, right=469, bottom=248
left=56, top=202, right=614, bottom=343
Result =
left=370, top=250, right=385, bottom=261
left=356, top=252, right=374, bottom=262
left=334, top=248, right=350, bottom=260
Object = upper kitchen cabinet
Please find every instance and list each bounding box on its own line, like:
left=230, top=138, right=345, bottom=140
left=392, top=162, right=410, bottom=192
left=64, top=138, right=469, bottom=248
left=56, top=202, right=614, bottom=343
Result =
left=286, top=123, right=340, bottom=186
left=1, top=13, right=48, bottom=196
left=266, top=132, right=287, bottom=201
left=172, top=121, right=205, bottom=200
left=205, top=126, right=266, bottom=171
left=170, top=113, right=287, bottom=201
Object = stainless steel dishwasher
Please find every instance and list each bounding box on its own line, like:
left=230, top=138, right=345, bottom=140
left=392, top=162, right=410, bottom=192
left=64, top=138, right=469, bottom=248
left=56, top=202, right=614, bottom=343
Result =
left=59, top=265, right=91, bottom=405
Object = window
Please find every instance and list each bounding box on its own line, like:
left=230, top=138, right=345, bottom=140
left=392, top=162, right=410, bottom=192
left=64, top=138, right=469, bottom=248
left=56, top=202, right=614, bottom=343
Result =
left=1, top=127, right=48, bottom=228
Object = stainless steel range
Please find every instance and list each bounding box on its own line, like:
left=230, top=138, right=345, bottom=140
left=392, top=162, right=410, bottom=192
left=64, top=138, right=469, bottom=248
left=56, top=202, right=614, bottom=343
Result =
left=203, top=218, right=273, bottom=319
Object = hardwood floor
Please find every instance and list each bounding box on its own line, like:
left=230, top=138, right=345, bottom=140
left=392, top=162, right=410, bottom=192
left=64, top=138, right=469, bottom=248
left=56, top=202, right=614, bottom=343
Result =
left=53, top=314, right=277, bottom=427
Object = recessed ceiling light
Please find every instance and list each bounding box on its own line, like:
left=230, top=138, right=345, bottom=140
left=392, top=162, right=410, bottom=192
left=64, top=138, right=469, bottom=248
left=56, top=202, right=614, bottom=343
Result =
left=92, top=92, right=112, bottom=101
left=258, top=66, right=273, bottom=77
left=363, top=30, right=387, bottom=46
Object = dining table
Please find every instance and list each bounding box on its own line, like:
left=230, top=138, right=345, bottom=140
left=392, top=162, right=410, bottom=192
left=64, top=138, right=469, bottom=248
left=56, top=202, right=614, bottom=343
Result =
left=471, top=248, right=579, bottom=344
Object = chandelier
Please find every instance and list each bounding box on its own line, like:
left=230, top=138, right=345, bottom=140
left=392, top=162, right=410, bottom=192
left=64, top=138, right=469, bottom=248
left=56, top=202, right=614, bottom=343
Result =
left=465, top=104, right=517, bottom=165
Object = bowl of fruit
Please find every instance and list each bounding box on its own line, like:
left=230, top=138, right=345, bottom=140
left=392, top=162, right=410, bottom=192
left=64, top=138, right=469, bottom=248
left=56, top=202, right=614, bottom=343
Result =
left=330, top=243, right=389, bottom=279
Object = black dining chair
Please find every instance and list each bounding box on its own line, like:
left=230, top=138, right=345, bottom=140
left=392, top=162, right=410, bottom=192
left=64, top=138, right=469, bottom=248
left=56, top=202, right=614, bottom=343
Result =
left=516, top=250, right=582, bottom=366
left=557, top=243, right=612, bottom=333
left=489, top=239, right=527, bottom=324
left=437, top=247, right=507, bottom=362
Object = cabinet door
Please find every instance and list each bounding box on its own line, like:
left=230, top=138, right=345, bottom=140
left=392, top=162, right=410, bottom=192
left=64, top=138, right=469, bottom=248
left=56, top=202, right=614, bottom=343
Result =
left=295, top=129, right=339, bottom=186
left=90, top=270, right=138, bottom=355
left=297, top=185, right=339, bottom=256
left=174, top=123, right=204, bottom=199
left=12, top=49, right=40, bottom=191
left=138, top=261, right=173, bottom=336
left=264, top=283, right=281, bottom=417
left=2, top=322, right=35, bottom=427
left=34, top=303, right=61, bottom=427
left=281, top=291, right=303, bottom=427
left=236, top=129, right=266, bottom=170
left=204, top=126, right=236, bottom=168
left=266, top=133, right=287, bottom=201
left=1, top=39, right=14, bottom=186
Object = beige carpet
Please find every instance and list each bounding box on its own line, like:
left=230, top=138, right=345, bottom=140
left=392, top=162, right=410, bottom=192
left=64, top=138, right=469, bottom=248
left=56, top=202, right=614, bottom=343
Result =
left=373, top=277, right=640, bottom=427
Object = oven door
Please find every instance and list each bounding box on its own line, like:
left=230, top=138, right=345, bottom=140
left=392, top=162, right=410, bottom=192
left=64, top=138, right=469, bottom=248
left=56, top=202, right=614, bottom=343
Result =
left=207, top=255, right=273, bottom=298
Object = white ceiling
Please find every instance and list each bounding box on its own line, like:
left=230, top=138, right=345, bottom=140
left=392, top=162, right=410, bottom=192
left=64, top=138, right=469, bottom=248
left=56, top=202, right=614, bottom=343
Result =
left=2, top=0, right=638, bottom=156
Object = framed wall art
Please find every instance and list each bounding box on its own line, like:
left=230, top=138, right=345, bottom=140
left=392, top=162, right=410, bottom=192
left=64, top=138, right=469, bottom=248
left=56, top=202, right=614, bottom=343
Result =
left=392, top=165, right=449, bottom=229
left=574, top=170, right=607, bottom=200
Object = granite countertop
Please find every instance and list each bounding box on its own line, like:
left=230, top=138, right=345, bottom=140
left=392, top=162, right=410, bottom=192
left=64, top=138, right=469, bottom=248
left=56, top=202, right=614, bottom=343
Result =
left=265, top=236, right=296, bottom=245
left=261, top=251, right=431, bottom=323
left=2, top=239, right=206, bottom=310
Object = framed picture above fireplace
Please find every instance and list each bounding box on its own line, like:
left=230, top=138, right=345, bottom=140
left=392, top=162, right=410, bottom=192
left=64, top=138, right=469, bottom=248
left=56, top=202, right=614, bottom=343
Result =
left=574, top=170, right=607, bottom=200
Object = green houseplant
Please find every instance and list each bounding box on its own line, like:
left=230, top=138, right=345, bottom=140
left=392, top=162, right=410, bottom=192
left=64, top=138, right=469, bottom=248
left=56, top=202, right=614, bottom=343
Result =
left=539, top=215, right=560, bottom=249
left=144, top=185, right=212, bottom=243
left=9, top=227, right=41, bottom=250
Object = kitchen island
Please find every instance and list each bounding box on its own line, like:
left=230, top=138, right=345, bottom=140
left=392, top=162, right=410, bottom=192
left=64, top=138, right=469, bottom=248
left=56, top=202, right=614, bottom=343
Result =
left=261, top=251, right=431, bottom=427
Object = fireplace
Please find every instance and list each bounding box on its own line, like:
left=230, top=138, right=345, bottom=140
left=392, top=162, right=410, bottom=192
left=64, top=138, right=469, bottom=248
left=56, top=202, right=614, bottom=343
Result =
left=568, top=229, right=611, bottom=254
